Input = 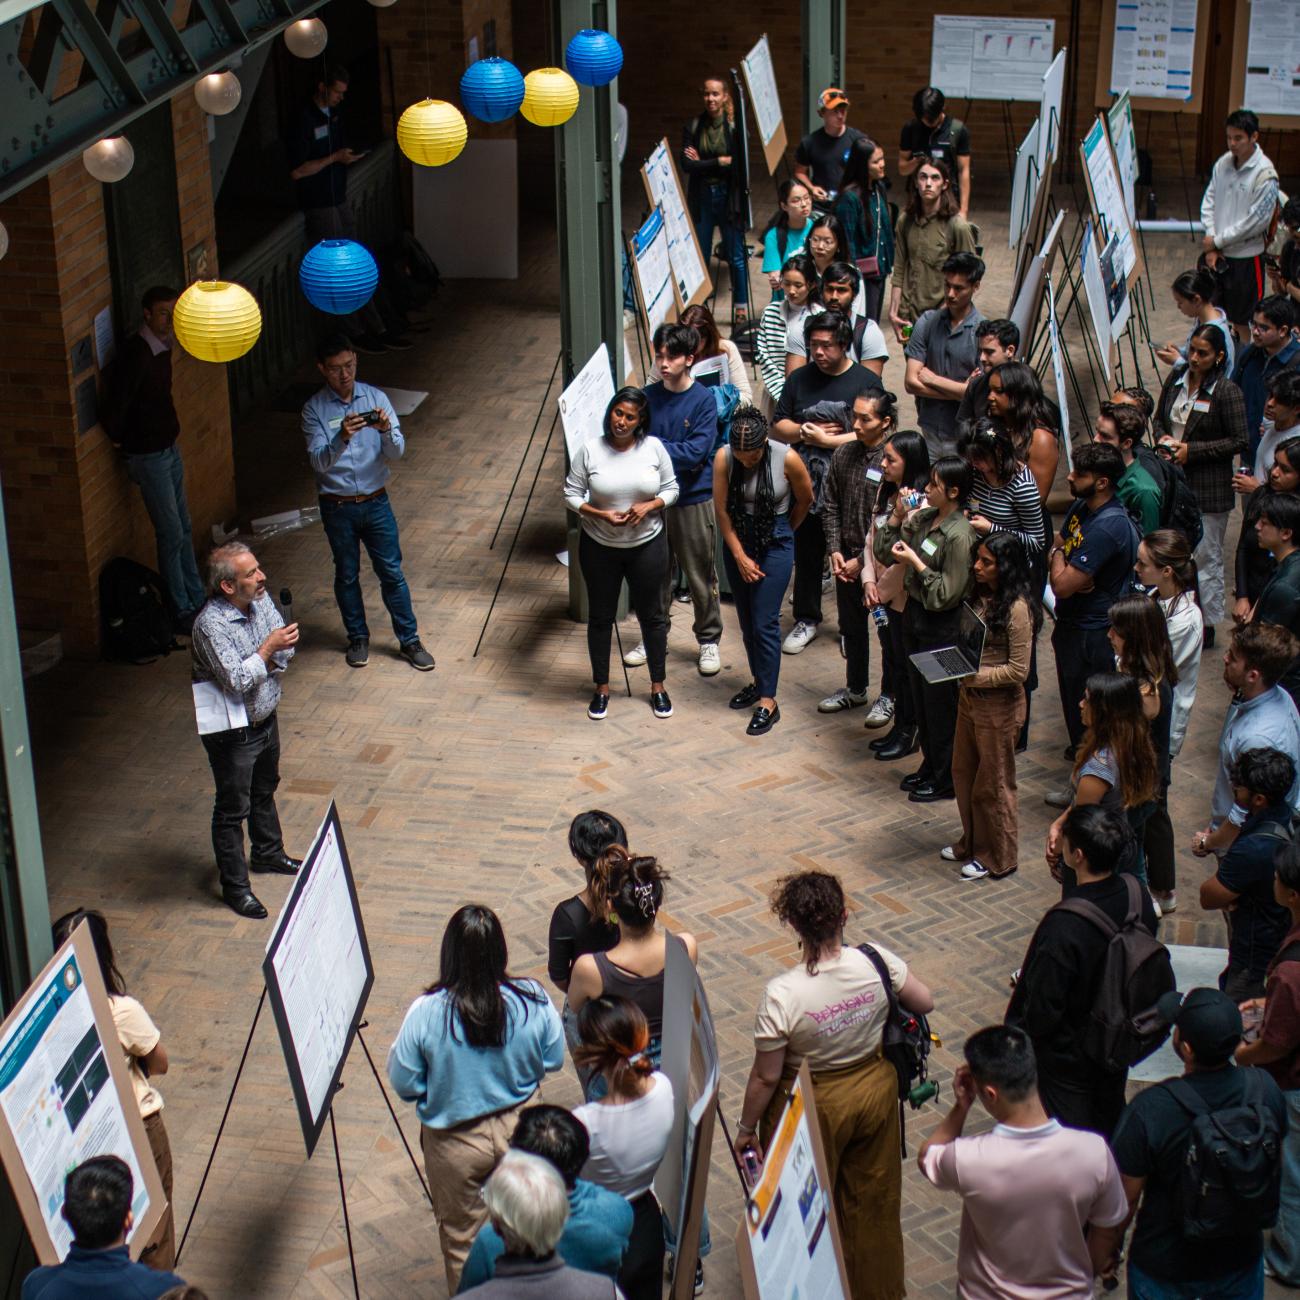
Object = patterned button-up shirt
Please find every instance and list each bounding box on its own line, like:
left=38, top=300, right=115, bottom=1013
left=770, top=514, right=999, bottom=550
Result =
left=191, top=593, right=292, bottom=724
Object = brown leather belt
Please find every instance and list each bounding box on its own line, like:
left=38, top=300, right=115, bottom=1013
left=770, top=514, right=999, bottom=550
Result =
left=319, top=487, right=387, bottom=505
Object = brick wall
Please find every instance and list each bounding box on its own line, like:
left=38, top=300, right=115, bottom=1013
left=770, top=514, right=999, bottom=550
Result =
left=0, top=87, right=234, bottom=655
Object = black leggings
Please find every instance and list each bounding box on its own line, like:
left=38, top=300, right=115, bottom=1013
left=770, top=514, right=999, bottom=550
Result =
left=618, top=1190, right=666, bottom=1300
left=579, top=529, right=670, bottom=686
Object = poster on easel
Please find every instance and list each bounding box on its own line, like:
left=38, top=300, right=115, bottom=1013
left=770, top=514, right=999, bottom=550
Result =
left=1080, top=219, right=1116, bottom=383
left=736, top=1063, right=850, bottom=1300
left=1096, top=0, right=1208, bottom=113
left=1080, top=115, right=1143, bottom=289
left=642, top=139, right=711, bottom=311
left=1008, top=162, right=1053, bottom=313
left=1047, top=278, right=1073, bottom=470
left=1230, top=0, right=1300, bottom=126
left=1010, top=119, right=1041, bottom=248
left=740, top=34, right=787, bottom=175
left=630, top=206, right=678, bottom=341
left=1106, top=92, right=1140, bottom=223
left=0, top=923, right=166, bottom=1263
left=560, top=344, right=617, bottom=464
left=264, top=802, right=374, bottom=1158
left=930, top=16, right=1055, bottom=101
left=1037, top=48, right=1068, bottom=175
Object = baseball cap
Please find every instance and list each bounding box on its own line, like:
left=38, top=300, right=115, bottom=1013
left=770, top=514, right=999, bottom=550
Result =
left=1156, top=987, right=1244, bottom=1063
left=819, top=88, right=849, bottom=111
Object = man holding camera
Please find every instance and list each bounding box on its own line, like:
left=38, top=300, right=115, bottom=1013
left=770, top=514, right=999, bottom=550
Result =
left=303, top=335, right=433, bottom=670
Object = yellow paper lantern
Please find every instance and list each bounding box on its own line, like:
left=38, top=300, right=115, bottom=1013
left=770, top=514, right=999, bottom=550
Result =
left=172, top=281, right=262, bottom=363
left=520, top=67, right=579, bottom=126
left=396, top=99, right=467, bottom=167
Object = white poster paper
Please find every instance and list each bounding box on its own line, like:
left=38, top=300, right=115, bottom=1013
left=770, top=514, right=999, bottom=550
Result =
left=1038, top=48, right=1068, bottom=173
left=740, top=34, right=783, bottom=146
left=1243, top=1, right=1300, bottom=115
left=192, top=680, right=249, bottom=735
left=631, top=206, right=675, bottom=337
left=1046, top=278, right=1072, bottom=469
left=559, top=344, right=617, bottom=464
left=0, top=950, right=152, bottom=1260
left=1080, top=220, right=1114, bottom=382
left=644, top=138, right=709, bottom=309
left=931, top=16, right=1055, bottom=101
left=1010, top=119, right=1041, bottom=248
left=93, top=307, right=116, bottom=369
left=1110, top=0, right=1198, bottom=99
left=1082, top=116, right=1137, bottom=282
left=1107, top=92, right=1139, bottom=223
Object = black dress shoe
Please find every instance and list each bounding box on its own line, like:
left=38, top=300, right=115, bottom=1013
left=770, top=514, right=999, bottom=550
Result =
left=909, top=782, right=955, bottom=803
left=729, top=683, right=760, bottom=710
left=874, top=726, right=918, bottom=762
left=899, top=768, right=928, bottom=792
left=747, top=703, right=780, bottom=735
left=250, top=851, right=301, bottom=875
left=869, top=724, right=901, bottom=752
left=223, top=890, right=268, bottom=919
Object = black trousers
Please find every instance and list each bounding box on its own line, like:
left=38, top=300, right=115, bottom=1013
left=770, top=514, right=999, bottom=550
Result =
left=792, top=512, right=827, bottom=626
left=835, top=574, right=872, bottom=695
left=881, top=607, right=912, bottom=724
left=903, top=601, right=963, bottom=787
left=1144, top=788, right=1176, bottom=894
left=579, top=529, right=670, bottom=686
left=200, top=712, right=284, bottom=894
left=1036, top=1064, right=1128, bottom=1141
left=618, top=1190, right=665, bottom=1300
left=1052, top=622, right=1116, bottom=750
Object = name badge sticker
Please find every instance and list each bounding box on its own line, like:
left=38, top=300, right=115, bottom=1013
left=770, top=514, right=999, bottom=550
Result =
left=328, top=416, right=343, bottom=431
left=866, top=466, right=883, bottom=481
left=932, top=148, right=946, bottom=158
left=920, top=535, right=939, bottom=557
left=1192, top=399, right=1211, bottom=413
left=314, top=124, right=330, bottom=140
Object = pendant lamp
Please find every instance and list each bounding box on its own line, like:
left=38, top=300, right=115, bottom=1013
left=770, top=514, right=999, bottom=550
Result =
left=299, top=240, right=379, bottom=314
left=564, top=29, right=623, bottom=87
left=396, top=99, right=467, bottom=166
left=173, top=281, right=262, bottom=363
left=520, top=68, right=580, bottom=127
left=459, top=56, right=526, bottom=123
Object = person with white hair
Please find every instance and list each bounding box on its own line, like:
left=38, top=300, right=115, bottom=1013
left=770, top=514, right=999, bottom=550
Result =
left=458, top=1151, right=624, bottom=1298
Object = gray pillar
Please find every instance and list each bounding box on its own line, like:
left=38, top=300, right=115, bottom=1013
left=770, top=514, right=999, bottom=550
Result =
left=553, top=0, right=622, bottom=621
left=802, top=0, right=848, bottom=137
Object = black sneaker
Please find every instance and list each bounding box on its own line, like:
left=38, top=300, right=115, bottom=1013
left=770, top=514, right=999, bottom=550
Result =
left=587, top=692, right=609, bottom=720
left=651, top=690, right=673, bottom=718
left=400, top=639, right=435, bottom=671
left=346, top=637, right=370, bottom=667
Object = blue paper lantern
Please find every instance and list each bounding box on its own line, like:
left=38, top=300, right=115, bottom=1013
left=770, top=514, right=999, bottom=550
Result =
left=564, top=28, right=622, bottom=87
left=460, top=56, right=526, bottom=123
left=299, top=239, right=378, bottom=314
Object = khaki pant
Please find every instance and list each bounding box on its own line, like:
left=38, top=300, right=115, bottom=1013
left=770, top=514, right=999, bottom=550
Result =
left=420, top=1098, right=532, bottom=1294
left=660, top=500, right=723, bottom=645
left=952, top=685, right=1026, bottom=877
left=139, top=1110, right=175, bottom=1271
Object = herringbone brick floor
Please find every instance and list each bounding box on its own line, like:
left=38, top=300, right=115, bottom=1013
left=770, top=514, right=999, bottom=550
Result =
left=24, top=186, right=1259, bottom=1298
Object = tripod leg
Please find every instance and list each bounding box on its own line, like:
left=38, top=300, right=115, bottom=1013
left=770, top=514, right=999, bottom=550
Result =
left=330, top=1106, right=361, bottom=1300
left=356, top=1028, right=434, bottom=1208
left=714, top=1099, right=752, bottom=1195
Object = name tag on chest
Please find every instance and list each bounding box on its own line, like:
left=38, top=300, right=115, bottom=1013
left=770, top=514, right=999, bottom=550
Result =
left=314, top=124, right=330, bottom=141
left=866, top=466, right=882, bottom=483
left=1192, top=399, right=1211, bottom=414
left=931, top=148, right=946, bottom=159
left=920, top=535, right=940, bottom=557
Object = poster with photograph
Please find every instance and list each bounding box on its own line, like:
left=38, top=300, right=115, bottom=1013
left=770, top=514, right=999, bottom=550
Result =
left=1081, top=115, right=1140, bottom=285
left=642, top=138, right=711, bottom=310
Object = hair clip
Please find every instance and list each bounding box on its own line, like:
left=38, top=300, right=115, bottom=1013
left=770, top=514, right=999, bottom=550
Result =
left=633, top=880, right=656, bottom=917
left=627, top=1050, right=647, bottom=1066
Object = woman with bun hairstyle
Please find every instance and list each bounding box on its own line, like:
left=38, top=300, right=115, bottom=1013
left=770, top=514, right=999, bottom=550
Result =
left=573, top=996, right=676, bottom=1300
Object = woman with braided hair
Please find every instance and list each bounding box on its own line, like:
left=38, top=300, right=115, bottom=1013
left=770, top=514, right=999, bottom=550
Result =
left=712, top=405, right=813, bottom=734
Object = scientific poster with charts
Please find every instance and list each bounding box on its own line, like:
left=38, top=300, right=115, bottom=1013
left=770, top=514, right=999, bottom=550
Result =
left=740, top=35, right=782, bottom=147
left=630, top=206, right=676, bottom=340
left=1110, top=0, right=1198, bottom=99
left=1107, top=92, right=1140, bottom=222
left=559, top=344, right=616, bottom=464
left=1081, top=116, right=1139, bottom=284
left=930, top=16, right=1055, bottom=101
left=264, top=802, right=373, bottom=1157
left=1243, top=1, right=1300, bottom=115
left=642, top=139, right=710, bottom=310
left=0, top=924, right=164, bottom=1263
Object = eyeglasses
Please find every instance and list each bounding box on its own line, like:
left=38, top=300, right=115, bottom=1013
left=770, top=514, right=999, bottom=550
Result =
left=324, top=360, right=356, bottom=375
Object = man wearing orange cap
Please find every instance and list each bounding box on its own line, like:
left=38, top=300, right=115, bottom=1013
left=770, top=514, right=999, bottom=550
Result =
left=794, top=88, right=864, bottom=207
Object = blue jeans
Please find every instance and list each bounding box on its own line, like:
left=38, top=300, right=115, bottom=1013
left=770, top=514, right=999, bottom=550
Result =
left=694, top=184, right=748, bottom=308
left=319, top=492, right=419, bottom=644
left=1128, top=1258, right=1263, bottom=1299
left=124, top=445, right=205, bottom=616
left=723, top=516, right=794, bottom=697
left=1268, top=1089, right=1300, bottom=1283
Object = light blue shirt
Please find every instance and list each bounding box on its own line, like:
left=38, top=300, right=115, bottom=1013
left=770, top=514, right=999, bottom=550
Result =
left=1212, top=684, right=1300, bottom=827
left=301, top=380, right=404, bottom=496
left=386, top=982, right=564, bottom=1129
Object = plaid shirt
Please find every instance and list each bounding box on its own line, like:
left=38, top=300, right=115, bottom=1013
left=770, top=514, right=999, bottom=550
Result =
left=191, top=593, right=292, bottom=724
left=822, top=440, right=887, bottom=559
left=1156, top=373, right=1249, bottom=515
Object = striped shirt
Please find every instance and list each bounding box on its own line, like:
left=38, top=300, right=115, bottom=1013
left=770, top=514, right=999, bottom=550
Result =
left=755, top=299, right=810, bottom=404
left=969, top=464, right=1045, bottom=553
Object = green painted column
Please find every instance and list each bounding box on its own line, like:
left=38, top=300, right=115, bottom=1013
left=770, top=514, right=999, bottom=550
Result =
left=552, top=0, right=622, bottom=621
left=802, top=0, right=848, bottom=136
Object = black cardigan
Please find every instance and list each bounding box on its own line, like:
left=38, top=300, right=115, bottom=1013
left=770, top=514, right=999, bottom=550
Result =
left=679, top=115, right=747, bottom=225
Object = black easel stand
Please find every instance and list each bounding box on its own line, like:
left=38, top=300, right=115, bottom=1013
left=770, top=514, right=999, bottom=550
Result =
left=714, top=1099, right=751, bottom=1196
left=729, top=65, right=758, bottom=340
left=356, top=1025, right=434, bottom=1207
left=491, top=350, right=563, bottom=549
left=328, top=1103, right=360, bottom=1300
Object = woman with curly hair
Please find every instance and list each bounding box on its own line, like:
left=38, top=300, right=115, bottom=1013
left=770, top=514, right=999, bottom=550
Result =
left=945, top=532, right=1041, bottom=881
left=734, top=870, right=933, bottom=1300
left=712, top=404, right=813, bottom=734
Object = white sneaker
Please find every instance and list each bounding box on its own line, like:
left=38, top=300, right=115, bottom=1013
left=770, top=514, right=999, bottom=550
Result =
left=1154, top=890, right=1177, bottom=913
left=1151, top=895, right=1162, bottom=920
left=818, top=687, right=869, bottom=713
left=782, top=621, right=818, bottom=654
left=623, top=641, right=648, bottom=667
left=939, top=845, right=961, bottom=862
left=698, top=643, right=721, bottom=676
left=960, top=861, right=989, bottom=881
left=863, top=694, right=894, bottom=728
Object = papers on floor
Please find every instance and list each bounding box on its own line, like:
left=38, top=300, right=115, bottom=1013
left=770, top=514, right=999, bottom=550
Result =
left=380, top=387, right=428, bottom=417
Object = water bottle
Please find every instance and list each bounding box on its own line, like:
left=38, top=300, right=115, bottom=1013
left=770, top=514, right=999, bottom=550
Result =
left=871, top=604, right=889, bottom=629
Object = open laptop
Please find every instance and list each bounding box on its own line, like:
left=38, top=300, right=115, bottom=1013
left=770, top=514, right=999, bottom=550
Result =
left=908, top=603, right=987, bottom=684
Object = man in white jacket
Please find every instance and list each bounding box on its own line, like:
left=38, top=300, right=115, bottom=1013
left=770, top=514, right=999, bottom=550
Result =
left=1202, top=109, right=1280, bottom=338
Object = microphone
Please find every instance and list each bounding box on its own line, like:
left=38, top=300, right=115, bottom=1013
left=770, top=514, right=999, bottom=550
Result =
left=280, top=587, right=293, bottom=625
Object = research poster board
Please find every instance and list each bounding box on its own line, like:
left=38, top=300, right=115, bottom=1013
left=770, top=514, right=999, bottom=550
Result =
left=1099, top=0, right=1204, bottom=107
left=642, top=138, right=711, bottom=312
left=1230, top=0, right=1300, bottom=127
left=658, top=936, right=721, bottom=1300
left=0, top=923, right=165, bottom=1263
left=930, top=16, right=1056, bottom=101
left=1038, top=48, right=1068, bottom=174
left=740, top=34, right=787, bottom=175
left=560, top=344, right=617, bottom=464
left=1107, top=92, right=1140, bottom=223
left=736, top=1063, right=850, bottom=1300
left=1008, top=162, right=1053, bottom=313
left=1009, top=118, right=1041, bottom=248
left=1080, top=219, right=1115, bottom=383
left=264, top=802, right=374, bottom=1158
left=630, top=206, right=677, bottom=341
left=1080, top=115, right=1142, bottom=288
left=1046, top=278, right=1073, bottom=470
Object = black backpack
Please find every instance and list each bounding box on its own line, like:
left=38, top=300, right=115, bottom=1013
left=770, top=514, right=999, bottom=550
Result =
left=1165, top=1069, right=1283, bottom=1238
left=1052, top=875, right=1176, bottom=1072
left=1134, top=444, right=1204, bottom=548
left=99, top=557, right=177, bottom=663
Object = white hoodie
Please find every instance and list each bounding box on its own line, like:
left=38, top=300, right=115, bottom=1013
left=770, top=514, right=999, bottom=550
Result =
left=1201, top=145, right=1279, bottom=259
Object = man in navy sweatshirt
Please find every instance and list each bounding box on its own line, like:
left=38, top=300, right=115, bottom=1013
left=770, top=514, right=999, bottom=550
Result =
left=628, top=322, right=723, bottom=677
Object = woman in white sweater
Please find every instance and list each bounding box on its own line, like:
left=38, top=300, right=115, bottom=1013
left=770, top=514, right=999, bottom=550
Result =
left=564, top=388, right=679, bottom=722
left=1135, top=528, right=1204, bottom=912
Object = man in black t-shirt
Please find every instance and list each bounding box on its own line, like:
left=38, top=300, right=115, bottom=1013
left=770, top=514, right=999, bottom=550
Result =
left=794, top=88, right=864, bottom=205
left=898, top=87, right=971, bottom=220
left=1097, top=988, right=1286, bottom=1298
